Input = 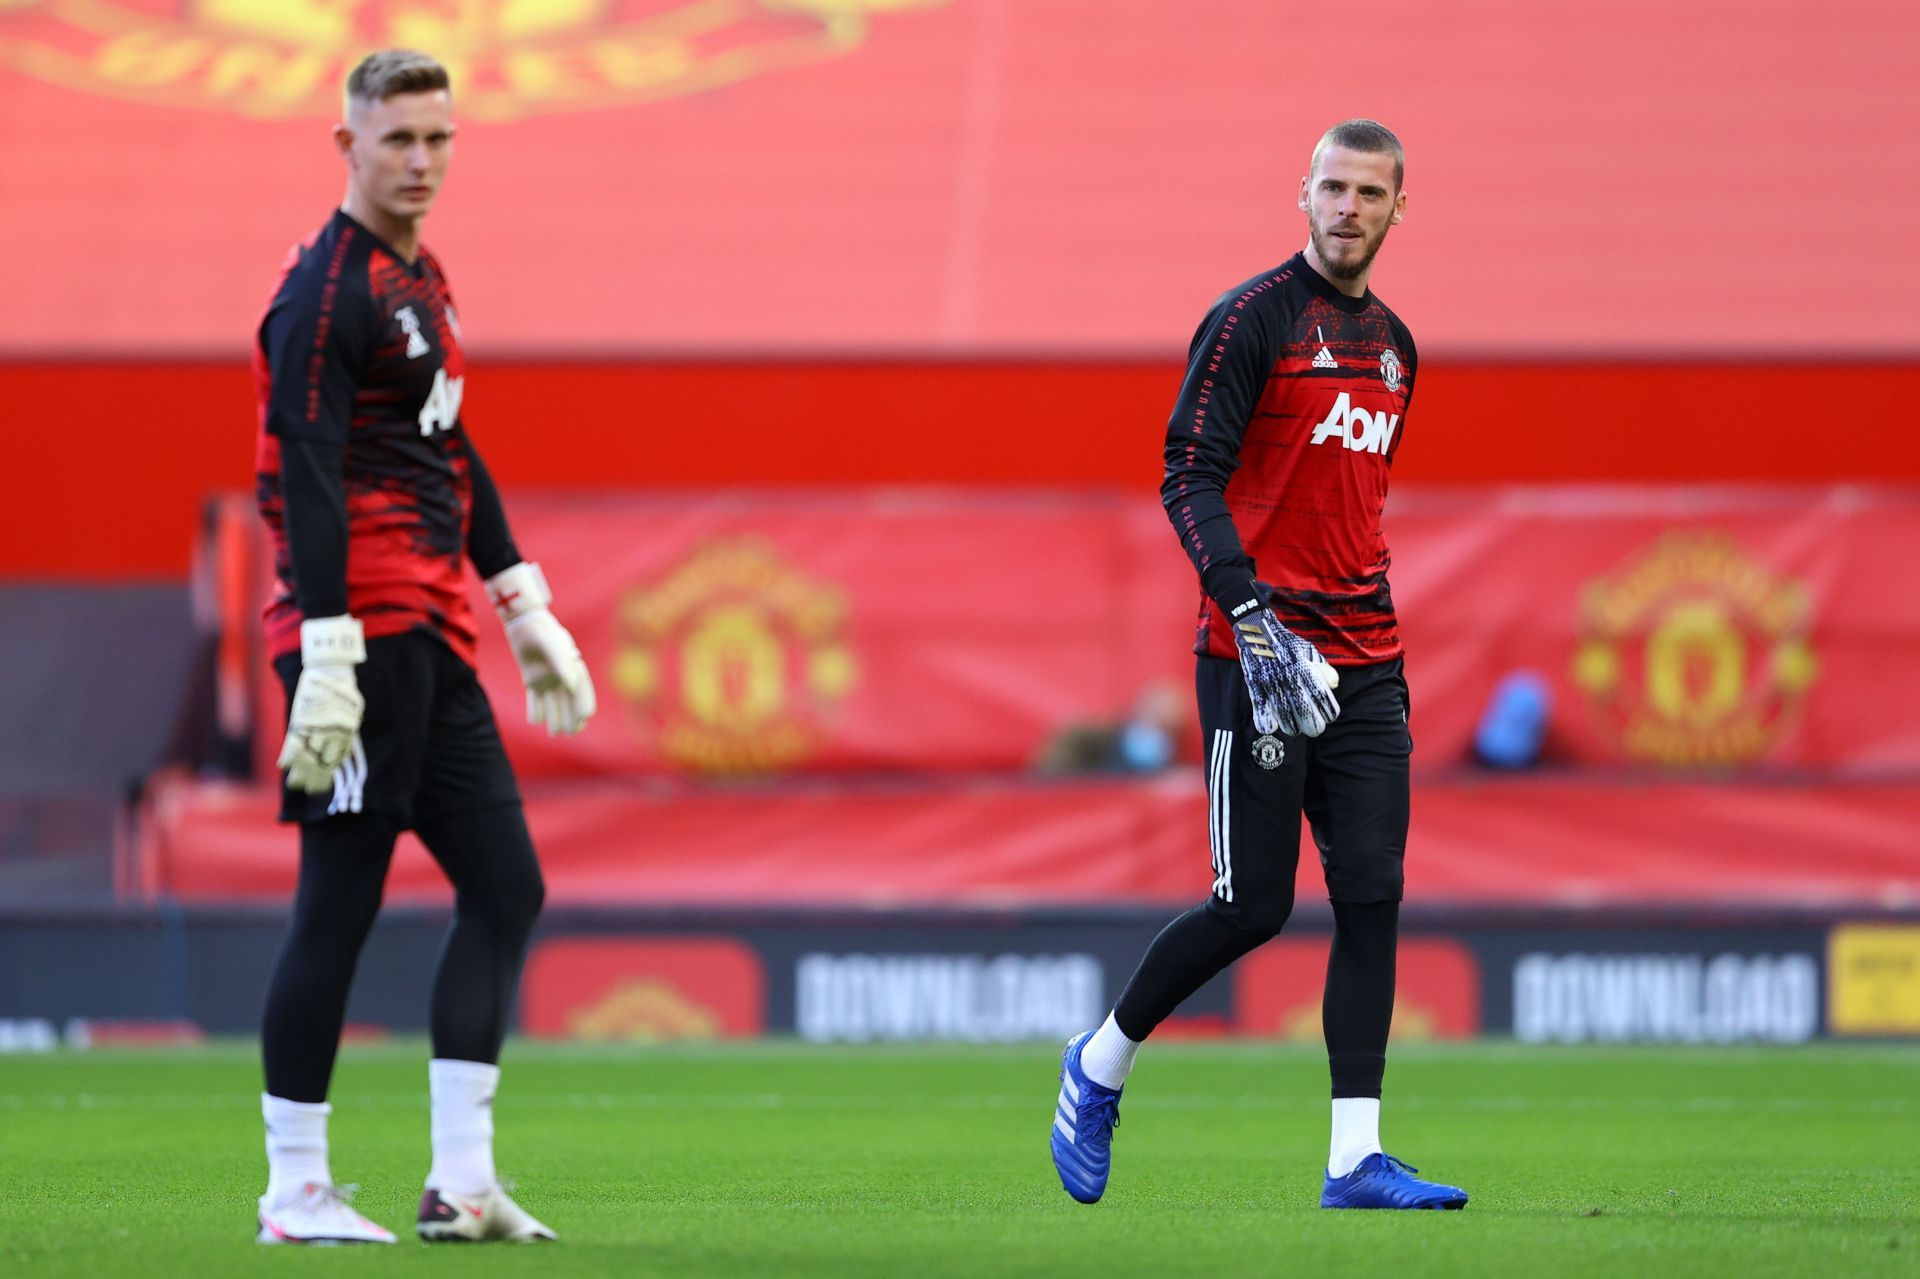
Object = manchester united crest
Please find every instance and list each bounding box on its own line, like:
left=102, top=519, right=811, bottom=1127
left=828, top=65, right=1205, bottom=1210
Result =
left=1250, top=733, right=1285, bottom=770
left=0, top=1, right=944, bottom=120
left=611, top=540, right=856, bottom=773
left=1572, top=532, right=1818, bottom=767
left=566, top=978, right=720, bottom=1042
left=1379, top=348, right=1402, bottom=392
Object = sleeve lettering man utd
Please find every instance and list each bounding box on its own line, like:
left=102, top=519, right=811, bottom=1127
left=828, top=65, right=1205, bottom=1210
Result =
left=1160, top=252, right=1417, bottom=666
left=254, top=209, right=488, bottom=668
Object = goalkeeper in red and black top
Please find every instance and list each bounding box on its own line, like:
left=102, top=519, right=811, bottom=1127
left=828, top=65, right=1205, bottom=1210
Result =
left=251, top=50, right=591, bottom=1247
left=1050, top=121, right=1469, bottom=1212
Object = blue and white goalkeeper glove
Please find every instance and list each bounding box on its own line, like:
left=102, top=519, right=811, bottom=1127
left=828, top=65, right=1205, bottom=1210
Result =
left=486, top=561, right=597, bottom=736
left=277, top=614, right=366, bottom=794
left=1231, top=602, right=1341, bottom=738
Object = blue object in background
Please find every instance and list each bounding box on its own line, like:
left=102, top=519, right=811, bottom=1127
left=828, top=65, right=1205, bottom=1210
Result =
left=1474, top=671, right=1551, bottom=768
left=1117, top=721, right=1175, bottom=772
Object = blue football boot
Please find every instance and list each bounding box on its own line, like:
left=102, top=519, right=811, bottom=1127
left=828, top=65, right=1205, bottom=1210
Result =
left=1321, top=1153, right=1469, bottom=1209
left=1049, top=1031, right=1122, bottom=1204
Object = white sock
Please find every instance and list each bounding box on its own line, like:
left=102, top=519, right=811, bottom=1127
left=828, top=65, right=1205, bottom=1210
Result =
left=1327, top=1097, right=1382, bottom=1177
left=427, top=1058, right=500, bottom=1196
left=262, top=1093, right=331, bottom=1205
left=1079, top=1013, right=1140, bottom=1090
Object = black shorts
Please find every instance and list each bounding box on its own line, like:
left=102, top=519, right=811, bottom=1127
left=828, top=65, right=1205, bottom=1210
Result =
left=275, top=631, right=521, bottom=827
left=1196, top=653, right=1411, bottom=908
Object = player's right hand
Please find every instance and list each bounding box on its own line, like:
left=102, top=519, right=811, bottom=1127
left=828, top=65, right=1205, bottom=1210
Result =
left=277, top=615, right=367, bottom=794
left=1231, top=605, right=1341, bottom=738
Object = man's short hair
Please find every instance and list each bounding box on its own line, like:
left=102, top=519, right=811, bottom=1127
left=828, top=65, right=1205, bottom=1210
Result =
left=1311, top=119, right=1404, bottom=190
left=345, top=49, right=451, bottom=106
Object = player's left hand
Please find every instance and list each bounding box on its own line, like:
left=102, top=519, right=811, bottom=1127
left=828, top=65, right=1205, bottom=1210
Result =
left=486, top=561, right=597, bottom=736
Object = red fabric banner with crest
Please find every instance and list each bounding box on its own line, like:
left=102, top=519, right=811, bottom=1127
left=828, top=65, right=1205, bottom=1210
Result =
left=244, top=491, right=1201, bottom=778
left=1388, top=486, right=1920, bottom=773
left=228, top=486, right=1920, bottom=778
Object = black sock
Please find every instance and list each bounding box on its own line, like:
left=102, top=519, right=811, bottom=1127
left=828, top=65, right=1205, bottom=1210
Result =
left=418, top=806, right=545, bottom=1064
left=261, top=814, right=400, bottom=1102
left=1111, top=898, right=1289, bottom=1041
left=1324, top=899, right=1399, bottom=1098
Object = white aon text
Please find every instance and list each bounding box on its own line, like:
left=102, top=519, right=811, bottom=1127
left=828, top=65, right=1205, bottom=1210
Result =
left=1310, top=391, right=1399, bottom=454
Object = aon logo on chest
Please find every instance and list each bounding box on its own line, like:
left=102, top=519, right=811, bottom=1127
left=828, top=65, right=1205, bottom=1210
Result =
left=418, top=368, right=465, bottom=436
left=1310, top=391, right=1399, bottom=455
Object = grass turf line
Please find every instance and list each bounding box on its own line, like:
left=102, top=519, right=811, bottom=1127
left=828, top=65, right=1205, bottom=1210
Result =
left=0, top=1040, right=1913, bottom=1278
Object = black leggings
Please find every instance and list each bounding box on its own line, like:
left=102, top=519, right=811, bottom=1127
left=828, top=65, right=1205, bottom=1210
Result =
left=1110, top=656, right=1410, bottom=1096
left=260, top=806, right=545, bottom=1103
left=1110, top=897, right=1399, bottom=1098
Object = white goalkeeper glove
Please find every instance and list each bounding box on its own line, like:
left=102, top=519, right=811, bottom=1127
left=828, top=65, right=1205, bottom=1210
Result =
left=1230, top=599, right=1341, bottom=738
left=277, top=615, right=366, bottom=794
left=486, top=561, right=597, bottom=736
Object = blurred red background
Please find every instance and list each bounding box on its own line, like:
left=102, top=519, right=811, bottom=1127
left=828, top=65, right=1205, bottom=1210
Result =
left=9, top=359, right=1918, bottom=578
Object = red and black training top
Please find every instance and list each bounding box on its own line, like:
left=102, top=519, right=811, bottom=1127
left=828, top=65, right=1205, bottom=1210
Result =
left=254, top=209, right=518, bottom=669
left=1161, top=252, right=1417, bottom=666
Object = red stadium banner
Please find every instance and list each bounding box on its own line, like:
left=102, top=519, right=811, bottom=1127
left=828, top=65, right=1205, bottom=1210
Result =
left=142, top=772, right=1920, bottom=907
left=3, top=2, right=1917, bottom=356
left=227, top=485, right=1920, bottom=778
left=1388, top=487, right=1920, bottom=773
left=245, top=491, right=1201, bottom=778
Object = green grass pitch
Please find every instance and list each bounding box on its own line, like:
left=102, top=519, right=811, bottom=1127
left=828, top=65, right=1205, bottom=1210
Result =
left=1, top=1040, right=1914, bottom=1277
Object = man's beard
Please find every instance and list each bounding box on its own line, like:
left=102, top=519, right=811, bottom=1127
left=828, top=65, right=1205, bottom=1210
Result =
left=1311, top=217, right=1387, bottom=280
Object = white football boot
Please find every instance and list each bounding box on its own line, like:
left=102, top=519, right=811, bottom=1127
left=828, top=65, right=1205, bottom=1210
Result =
left=256, top=1182, right=396, bottom=1245
left=417, top=1184, right=557, bottom=1242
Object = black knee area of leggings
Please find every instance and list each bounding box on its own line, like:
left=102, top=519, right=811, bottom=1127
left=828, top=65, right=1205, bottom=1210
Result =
left=1112, top=900, right=1276, bottom=1041
left=1323, top=898, right=1399, bottom=1099
left=438, top=815, right=545, bottom=939
left=417, top=805, right=545, bottom=1065
left=1206, top=886, right=1295, bottom=940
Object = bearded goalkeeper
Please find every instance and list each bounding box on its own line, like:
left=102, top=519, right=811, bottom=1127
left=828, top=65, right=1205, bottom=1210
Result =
left=1048, top=119, right=1467, bottom=1213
